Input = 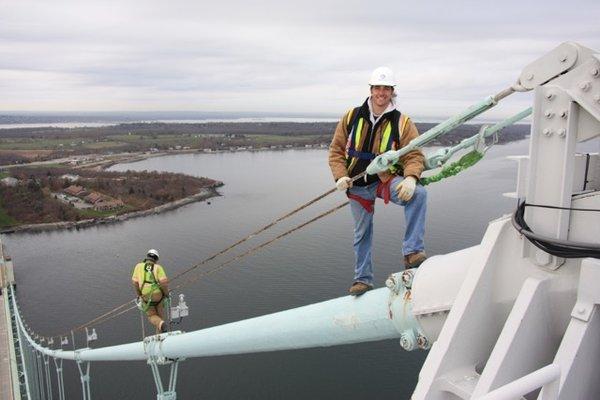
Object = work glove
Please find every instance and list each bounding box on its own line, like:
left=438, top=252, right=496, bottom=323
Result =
left=336, top=176, right=353, bottom=191
left=396, top=176, right=417, bottom=202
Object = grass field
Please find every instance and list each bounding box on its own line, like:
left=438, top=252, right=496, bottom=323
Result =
left=0, top=205, right=17, bottom=227
left=0, top=133, right=329, bottom=152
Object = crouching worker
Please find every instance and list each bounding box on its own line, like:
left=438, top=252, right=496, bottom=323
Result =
left=132, top=249, right=169, bottom=334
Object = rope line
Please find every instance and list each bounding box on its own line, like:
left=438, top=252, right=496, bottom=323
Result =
left=170, top=186, right=337, bottom=282
left=171, top=202, right=349, bottom=291
left=51, top=202, right=349, bottom=336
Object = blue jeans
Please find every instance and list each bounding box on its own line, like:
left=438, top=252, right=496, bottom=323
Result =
left=348, top=176, right=427, bottom=285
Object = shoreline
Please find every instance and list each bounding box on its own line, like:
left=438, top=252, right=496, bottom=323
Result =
left=77, top=144, right=330, bottom=170
left=0, top=186, right=221, bottom=235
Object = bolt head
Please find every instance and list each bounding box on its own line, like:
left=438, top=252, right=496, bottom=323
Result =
left=560, top=110, right=568, bottom=119
left=400, top=270, right=414, bottom=289
left=417, top=334, right=430, bottom=350
left=385, top=277, right=395, bottom=289
left=591, top=68, right=600, bottom=77
left=526, top=73, right=534, bottom=81
left=579, top=81, right=592, bottom=92
left=544, top=110, right=554, bottom=118
left=593, top=94, right=600, bottom=103
left=558, top=129, right=566, bottom=137
left=559, top=54, right=568, bottom=62
left=545, top=92, right=554, bottom=100
left=399, top=330, right=417, bottom=351
left=543, top=129, right=552, bottom=137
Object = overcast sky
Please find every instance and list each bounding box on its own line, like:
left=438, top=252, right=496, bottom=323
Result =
left=1, top=0, right=599, bottom=119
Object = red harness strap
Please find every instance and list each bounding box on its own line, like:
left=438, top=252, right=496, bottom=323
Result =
left=347, top=179, right=394, bottom=213
left=347, top=193, right=375, bottom=213
left=376, top=179, right=392, bottom=204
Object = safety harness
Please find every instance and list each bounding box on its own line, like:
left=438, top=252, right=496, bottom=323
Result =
left=345, top=101, right=408, bottom=213
left=139, top=261, right=165, bottom=312
left=345, top=103, right=403, bottom=173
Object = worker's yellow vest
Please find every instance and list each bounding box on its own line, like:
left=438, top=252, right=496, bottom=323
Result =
left=132, top=262, right=166, bottom=296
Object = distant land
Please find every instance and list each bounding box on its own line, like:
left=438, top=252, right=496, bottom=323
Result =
left=0, top=111, right=525, bottom=126
left=0, top=111, right=339, bottom=126
left=0, top=119, right=530, bottom=231
left=0, top=120, right=530, bottom=166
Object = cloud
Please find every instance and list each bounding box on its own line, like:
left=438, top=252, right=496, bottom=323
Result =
left=1, top=0, right=599, bottom=119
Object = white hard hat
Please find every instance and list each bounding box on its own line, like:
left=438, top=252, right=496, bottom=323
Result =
left=147, top=249, right=159, bottom=260
left=369, top=66, right=395, bottom=87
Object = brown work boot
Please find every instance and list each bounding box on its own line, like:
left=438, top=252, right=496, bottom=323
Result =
left=159, top=321, right=168, bottom=333
left=348, top=282, right=373, bottom=296
left=404, top=252, right=427, bottom=269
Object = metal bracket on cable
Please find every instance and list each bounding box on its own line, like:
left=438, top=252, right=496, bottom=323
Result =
left=148, top=356, right=181, bottom=400
left=144, top=331, right=184, bottom=400
left=85, top=327, right=98, bottom=346
left=169, top=294, right=189, bottom=325
left=75, top=349, right=92, bottom=400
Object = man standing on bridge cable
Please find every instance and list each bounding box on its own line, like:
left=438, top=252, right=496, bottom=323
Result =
left=328, top=66, right=428, bottom=296
left=132, top=249, right=169, bottom=333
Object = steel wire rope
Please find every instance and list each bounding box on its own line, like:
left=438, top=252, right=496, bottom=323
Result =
left=168, top=185, right=340, bottom=282
left=169, top=201, right=350, bottom=291
left=52, top=201, right=352, bottom=335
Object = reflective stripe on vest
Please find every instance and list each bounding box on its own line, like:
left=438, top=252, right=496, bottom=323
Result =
left=350, top=117, right=364, bottom=152
left=379, top=121, right=393, bottom=153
